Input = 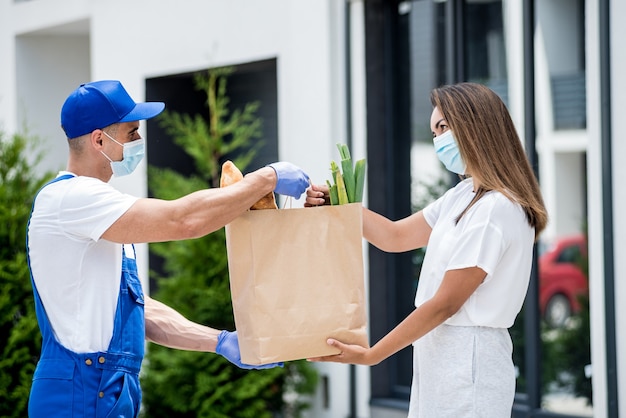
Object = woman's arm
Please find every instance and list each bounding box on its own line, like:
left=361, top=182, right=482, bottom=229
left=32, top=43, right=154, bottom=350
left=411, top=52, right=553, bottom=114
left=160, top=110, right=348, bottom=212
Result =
left=306, top=183, right=432, bottom=252
left=363, top=208, right=431, bottom=252
left=309, top=266, right=486, bottom=366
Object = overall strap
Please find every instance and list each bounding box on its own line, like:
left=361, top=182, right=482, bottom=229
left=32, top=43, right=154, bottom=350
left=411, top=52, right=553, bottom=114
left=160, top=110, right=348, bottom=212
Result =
left=106, top=243, right=145, bottom=364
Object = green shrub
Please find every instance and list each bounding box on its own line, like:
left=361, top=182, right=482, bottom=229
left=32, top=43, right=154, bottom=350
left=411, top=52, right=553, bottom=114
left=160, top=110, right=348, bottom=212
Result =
left=0, top=131, right=53, bottom=418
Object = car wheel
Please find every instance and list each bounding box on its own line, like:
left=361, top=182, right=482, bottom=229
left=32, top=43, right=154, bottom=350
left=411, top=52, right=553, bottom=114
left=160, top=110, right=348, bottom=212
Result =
left=545, top=293, right=572, bottom=328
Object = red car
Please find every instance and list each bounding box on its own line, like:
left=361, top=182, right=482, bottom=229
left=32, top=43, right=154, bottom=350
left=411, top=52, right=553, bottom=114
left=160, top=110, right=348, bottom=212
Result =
left=538, top=234, right=588, bottom=327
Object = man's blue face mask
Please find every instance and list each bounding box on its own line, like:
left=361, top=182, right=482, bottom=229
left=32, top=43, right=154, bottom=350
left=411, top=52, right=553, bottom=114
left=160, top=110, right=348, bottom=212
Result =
left=433, top=129, right=466, bottom=175
left=101, top=131, right=145, bottom=177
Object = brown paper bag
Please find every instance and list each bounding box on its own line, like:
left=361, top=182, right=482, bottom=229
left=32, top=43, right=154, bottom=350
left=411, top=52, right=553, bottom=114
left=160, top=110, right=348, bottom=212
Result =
left=225, top=202, right=368, bottom=364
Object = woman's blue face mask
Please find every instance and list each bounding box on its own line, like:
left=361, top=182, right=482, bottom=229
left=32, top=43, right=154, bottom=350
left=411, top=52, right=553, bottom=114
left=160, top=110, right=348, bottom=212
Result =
left=433, top=130, right=466, bottom=175
left=100, top=131, right=145, bottom=177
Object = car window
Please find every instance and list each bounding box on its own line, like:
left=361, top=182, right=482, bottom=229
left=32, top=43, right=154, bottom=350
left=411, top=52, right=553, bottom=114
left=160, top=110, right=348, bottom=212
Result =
left=556, top=245, right=582, bottom=264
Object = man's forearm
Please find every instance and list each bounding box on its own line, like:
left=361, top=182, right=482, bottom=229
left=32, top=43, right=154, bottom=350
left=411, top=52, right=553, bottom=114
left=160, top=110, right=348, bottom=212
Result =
left=144, top=296, right=221, bottom=352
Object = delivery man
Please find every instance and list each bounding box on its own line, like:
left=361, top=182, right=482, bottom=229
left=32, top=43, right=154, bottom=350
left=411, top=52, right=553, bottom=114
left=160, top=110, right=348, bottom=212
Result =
left=26, top=80, right=310, bottom=417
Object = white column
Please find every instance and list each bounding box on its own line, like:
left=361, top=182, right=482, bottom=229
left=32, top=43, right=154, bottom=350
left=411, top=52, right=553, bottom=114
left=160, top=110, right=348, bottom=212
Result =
left=584, top=0, right=608, bottom=414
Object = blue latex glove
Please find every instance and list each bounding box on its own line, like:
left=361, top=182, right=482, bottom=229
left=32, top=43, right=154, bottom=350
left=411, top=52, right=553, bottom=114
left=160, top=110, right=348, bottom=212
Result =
left=216, top=330, right=284, bottom=370
left=268, top=162, right=310, bottom=198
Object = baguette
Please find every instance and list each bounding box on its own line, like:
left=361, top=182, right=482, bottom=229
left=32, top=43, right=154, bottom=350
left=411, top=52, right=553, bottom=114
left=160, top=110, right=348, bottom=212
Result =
left=220, top=160, right=278, bottom=210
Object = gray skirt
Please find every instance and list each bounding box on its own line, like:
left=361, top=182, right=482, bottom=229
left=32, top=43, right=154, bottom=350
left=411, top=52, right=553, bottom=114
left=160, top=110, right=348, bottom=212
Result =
left=408, top=324, right=515, bottom=418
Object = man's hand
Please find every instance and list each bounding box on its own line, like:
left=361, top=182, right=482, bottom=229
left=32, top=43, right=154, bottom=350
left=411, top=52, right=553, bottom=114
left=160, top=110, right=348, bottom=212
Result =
left=216, top=331, right=284, bottom=370
left=268, top=162, right=310, bottom=198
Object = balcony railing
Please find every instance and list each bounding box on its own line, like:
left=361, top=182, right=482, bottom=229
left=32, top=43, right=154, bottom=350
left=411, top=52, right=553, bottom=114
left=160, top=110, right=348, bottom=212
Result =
left=551, top=72, right=586, bottom=130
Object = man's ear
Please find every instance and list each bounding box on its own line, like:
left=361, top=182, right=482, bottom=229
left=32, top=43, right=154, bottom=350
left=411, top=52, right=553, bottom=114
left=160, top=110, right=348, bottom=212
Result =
left=90, top=129, right=104, bottom=148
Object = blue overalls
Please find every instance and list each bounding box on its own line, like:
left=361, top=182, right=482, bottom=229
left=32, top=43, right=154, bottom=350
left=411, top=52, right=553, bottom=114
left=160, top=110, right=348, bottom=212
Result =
left=27, top=174, right=146, bottom=418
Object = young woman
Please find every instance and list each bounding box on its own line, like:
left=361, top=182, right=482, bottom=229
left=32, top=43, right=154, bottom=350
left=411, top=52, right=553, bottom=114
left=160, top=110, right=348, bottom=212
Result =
left=306, top=82, right=547, bottom=417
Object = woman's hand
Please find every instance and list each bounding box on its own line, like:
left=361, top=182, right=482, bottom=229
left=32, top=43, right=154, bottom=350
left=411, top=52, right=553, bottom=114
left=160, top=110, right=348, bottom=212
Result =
left=307, top=338, right=378, bottom=366
left=304, top=183, right=330, bottom=207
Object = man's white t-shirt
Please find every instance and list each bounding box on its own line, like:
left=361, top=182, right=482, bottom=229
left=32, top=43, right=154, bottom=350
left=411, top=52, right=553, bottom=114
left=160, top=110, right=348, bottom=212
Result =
left=28, top=172, right=139, bottom=353
left=417, top=178, right=535, bottom=328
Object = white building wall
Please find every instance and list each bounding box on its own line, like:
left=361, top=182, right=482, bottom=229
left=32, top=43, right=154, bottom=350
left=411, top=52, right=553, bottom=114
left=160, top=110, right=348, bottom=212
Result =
left=0, top=0, right=17, bottom=134
left=15, top=34, right=89, bottom=173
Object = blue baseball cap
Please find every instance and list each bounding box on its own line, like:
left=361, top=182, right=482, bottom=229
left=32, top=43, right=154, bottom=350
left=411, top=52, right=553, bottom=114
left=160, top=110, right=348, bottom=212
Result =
left=61, top=80, right=165, bottom=139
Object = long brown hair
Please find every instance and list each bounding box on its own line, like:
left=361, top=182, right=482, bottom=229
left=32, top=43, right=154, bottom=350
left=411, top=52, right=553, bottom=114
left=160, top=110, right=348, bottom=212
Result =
left=430, top=82, right=548, bottom=240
